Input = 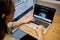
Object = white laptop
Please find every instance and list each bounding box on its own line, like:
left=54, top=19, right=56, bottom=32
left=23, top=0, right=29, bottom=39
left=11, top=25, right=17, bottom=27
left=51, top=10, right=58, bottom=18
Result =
left=25, top=4, right=56, bottom=34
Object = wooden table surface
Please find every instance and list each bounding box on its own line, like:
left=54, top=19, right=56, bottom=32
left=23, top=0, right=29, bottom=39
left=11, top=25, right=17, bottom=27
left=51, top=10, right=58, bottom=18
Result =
left=18, top=13, right=60, bottom=40
left=4, top=13, right=60, bottom=40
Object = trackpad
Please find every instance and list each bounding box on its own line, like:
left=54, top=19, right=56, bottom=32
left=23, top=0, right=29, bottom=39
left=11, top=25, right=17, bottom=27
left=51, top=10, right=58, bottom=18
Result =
left=25, top=22, right=38, bottom=30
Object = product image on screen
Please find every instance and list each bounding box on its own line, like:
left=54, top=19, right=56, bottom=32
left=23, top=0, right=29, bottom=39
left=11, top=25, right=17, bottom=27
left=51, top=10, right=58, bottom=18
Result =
left=39, top=12, right=46, bottom=18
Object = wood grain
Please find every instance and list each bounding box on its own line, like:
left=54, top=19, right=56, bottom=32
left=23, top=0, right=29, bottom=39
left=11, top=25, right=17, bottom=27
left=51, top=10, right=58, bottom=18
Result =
left=18, top=13, right=60, bottom=40
left=4, top=12, right=60, bottom=40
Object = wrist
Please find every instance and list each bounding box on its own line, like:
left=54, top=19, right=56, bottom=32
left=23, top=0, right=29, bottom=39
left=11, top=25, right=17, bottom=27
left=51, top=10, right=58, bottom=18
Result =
left=38, top=36, right=42, bottom=40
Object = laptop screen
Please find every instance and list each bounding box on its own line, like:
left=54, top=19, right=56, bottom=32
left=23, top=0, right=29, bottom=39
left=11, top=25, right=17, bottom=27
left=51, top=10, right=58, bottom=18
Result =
left=33, top=4, right=56, bottom=23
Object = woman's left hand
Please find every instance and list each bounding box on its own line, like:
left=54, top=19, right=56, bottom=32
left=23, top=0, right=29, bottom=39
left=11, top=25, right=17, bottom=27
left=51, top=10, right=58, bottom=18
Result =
left=20, top=17, right=35, bottom=24
left=11, top=17, right=35, bottom=27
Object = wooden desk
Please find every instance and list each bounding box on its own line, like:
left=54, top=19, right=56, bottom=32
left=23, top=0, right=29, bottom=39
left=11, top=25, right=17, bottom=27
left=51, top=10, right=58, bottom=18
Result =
left=18, top=13, right=60, bottom=40
left=4, top=13, right=60, bottom=40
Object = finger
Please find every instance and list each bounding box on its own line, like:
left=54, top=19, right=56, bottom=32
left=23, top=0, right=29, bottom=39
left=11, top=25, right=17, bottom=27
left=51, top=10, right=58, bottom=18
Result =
left=21, top=18, right=33, bottom=23
left=36, top=25, right=44, bottom=33
left=39, top=25, right=44, bottom=33
left=30, top=17, right=34, bottom=21
left=31, top=18, right=35, bottom=22
left=35, top=26, right=43, bottom=37
left=39, top=25, right=44, bottom=29
left=21, top=18, right=30, bottom=23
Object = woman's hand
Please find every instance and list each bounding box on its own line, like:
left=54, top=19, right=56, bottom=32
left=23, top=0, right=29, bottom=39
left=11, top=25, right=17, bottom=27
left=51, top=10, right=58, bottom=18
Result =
left=20, top=17, right=35, bottom=24
left=12, top=17, right=35, bottom=27
left=7, top=17, right=35, bottom=35
left=36, top=25, right=44, bottom=37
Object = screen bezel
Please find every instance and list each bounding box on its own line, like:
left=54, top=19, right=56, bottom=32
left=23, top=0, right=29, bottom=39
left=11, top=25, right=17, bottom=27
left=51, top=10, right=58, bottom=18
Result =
left=33, top=4, right=56, bottom=23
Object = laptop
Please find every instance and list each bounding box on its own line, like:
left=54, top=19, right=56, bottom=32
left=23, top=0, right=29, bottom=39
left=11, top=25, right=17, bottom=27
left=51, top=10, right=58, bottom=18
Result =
left=25, top=4, right=56, bottom=34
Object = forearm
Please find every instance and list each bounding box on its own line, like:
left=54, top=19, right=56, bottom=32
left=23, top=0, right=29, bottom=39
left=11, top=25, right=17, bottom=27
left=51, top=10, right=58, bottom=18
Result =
left=15, top=20, right=25, bottom=27
left=38, top=36, right=42, bottom=40
left=36, top=25, right=44, bottom=40
left=7, top=21, right=22, bottom=29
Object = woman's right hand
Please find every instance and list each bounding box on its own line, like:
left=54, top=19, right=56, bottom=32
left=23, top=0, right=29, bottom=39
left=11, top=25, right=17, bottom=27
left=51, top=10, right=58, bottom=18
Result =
left=36, top=25, right=44, bottom=37
left=20, top=17, right=35, bottom=24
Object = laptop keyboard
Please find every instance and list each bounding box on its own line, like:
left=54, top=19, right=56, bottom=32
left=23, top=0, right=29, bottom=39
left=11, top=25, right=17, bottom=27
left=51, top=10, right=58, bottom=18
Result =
left=25, top=18, right=49, bottom=30
left=33, top=18, right=49, bottom=28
